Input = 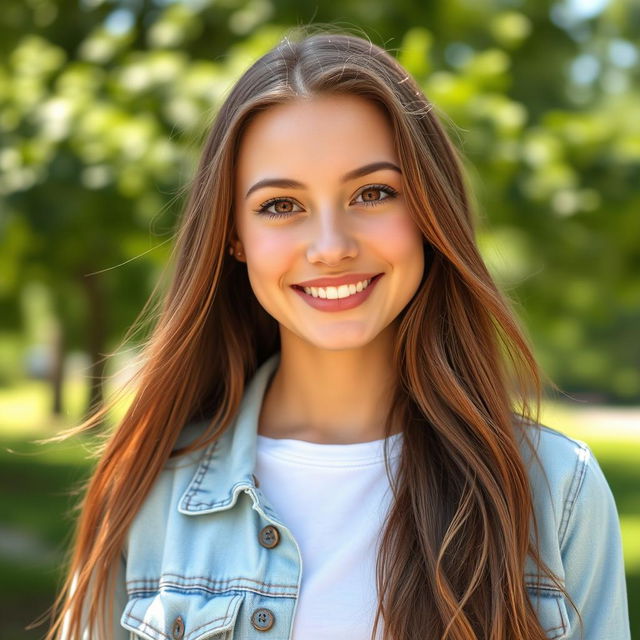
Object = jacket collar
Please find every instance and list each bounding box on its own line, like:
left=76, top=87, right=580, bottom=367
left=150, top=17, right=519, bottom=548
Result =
left=178, top=352, right=281, bottom=516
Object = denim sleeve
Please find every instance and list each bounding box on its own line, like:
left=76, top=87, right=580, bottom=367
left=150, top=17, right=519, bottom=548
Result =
left=559, top=446, right=631, bottom=639
left=59, top=551, right=129, bottom=640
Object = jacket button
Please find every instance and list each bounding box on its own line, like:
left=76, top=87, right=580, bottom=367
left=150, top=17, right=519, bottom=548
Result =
left=251, top=607, right=275, bottom=631
left=171, top=615, right=185, bottom=640
left=252, top=473, right=260, bottom=488
left=258, top=525, right=280, bottom=548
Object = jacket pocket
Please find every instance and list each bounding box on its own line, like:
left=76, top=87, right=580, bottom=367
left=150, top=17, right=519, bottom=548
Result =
left=526, top=585, right=571, bottom=640
left=121, top=592, right=243, bottom=640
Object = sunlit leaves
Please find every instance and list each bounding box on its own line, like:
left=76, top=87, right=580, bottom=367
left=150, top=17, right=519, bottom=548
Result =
left=490, top=11, right=532, bottom=49
left=399, top=27, right=433, bottom=79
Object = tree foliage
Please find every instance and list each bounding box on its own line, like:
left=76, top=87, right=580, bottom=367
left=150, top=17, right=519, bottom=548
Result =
left=1, top=0, right=638, bottom=405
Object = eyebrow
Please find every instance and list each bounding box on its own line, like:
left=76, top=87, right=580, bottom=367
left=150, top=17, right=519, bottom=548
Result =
left=244, top=161, right=402, bottom=199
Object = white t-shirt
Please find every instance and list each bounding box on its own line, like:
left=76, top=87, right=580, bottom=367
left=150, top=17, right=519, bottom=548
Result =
left=254, top=431, right=404, bottom=640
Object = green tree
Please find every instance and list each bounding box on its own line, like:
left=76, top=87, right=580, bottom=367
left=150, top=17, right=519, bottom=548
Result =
left=1, top=0, right=638, bottom=417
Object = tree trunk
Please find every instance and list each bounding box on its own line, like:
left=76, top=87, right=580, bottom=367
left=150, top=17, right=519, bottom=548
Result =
left=81, top=272, right=108, bottom=423
left=50, top=319, right=65, bottom=416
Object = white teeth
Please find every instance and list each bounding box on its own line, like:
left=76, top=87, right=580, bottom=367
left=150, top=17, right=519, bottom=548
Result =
left=303, top=278, right=373, bottom=299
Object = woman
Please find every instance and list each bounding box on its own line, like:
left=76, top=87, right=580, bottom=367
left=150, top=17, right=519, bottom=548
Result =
left=42, top=27, right=629, bottom=640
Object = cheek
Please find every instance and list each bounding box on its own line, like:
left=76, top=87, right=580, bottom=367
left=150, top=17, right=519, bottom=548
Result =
left=244, top=227, right=296, bottom=289
left=376, top=212, right=424, bottom=267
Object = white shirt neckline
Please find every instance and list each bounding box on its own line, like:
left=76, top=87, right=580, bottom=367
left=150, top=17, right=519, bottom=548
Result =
left=256, top=431, right=404, bottom=468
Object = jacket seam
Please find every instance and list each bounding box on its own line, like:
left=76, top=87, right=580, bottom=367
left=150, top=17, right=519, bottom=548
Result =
left=185, top=481, right=249, bottom=510
left=182, top=442, right=217, bottom=509
left=557, top=443, right=589, bottom=549
left=524, top=585, right=563, bottom=596
left=127, top=585, right=296, bottom=598
left=126, top=574, right=298, bottom=589
left=548, top=595, right=568, bottom=638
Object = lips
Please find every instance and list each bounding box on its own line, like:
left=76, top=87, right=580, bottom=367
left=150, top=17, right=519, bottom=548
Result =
left=291, top=273, right=383, bottom=311
left=292, top=272, right=382, bottom=289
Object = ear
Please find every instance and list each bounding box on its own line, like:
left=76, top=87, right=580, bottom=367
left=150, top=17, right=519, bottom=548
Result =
left=228, top=239, right=246, bottom=262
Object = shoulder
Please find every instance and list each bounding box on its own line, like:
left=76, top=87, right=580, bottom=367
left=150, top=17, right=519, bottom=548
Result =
left=517, top=422, right=630, bottom=637
left=515, top=419, right=615, bottom=549
left=517, top=420, right=592, bottom=484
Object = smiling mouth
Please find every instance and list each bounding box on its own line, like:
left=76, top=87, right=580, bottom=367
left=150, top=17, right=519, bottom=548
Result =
left=292, top=273, right=383, bottom=299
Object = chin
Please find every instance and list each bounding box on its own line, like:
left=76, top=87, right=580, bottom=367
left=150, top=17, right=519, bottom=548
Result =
left=303, top=329, right=377, bottom=351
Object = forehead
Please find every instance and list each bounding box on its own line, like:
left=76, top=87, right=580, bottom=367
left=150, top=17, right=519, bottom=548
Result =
left=235, top=94, right=398, bottom=187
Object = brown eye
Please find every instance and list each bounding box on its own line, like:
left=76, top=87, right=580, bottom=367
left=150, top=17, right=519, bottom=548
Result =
left=255, top=197, right=304, bottom=219
left=274, top=200, right=295, bottom=213
left=362, top=188, right=382, bottom=201
left=354, top=184, right=399, bottom=207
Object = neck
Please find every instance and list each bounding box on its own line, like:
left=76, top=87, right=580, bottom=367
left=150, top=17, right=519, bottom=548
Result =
left=258, top=324, right=400, bottom=444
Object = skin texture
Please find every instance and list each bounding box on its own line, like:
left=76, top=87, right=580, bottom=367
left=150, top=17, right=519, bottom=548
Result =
left=233, top=94, right=425, bottom=444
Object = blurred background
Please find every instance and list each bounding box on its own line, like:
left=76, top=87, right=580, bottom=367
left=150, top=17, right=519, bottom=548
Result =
left=0, top=0, right=638, bottom=637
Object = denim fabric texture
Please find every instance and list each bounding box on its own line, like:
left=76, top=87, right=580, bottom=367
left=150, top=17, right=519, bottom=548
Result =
left=93, top=352, right=630, bottom=639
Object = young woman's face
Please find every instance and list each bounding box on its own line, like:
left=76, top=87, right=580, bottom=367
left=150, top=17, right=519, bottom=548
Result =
left=233, top=93, right=425, bottom=350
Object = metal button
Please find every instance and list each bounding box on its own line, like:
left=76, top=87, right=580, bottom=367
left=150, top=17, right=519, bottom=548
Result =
left=251, top=607, right=275, bottom=631
left=258, top=525, right=280, bottom=549
left=171, top=615, right=185, bottom=640
left=252, top=473, right=260, bottom=488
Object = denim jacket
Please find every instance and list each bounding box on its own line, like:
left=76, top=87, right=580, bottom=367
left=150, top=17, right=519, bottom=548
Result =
left=79, top=352, right=630, bottom=640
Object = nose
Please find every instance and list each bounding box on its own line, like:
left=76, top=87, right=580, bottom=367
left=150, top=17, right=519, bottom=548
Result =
left=305, top=208, right=358, bottom=266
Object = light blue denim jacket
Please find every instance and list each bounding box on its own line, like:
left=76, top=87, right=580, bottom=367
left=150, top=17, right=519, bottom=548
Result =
left=80, top=352, right=630, bottom=639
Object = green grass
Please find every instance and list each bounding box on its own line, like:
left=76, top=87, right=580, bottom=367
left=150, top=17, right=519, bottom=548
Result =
left=0, top=380, right=637, bottom=638
left=0, top=434, right=94, bottom=639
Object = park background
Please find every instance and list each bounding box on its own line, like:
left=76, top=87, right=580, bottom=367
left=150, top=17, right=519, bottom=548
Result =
left=0, top=0, right=638, bottom=637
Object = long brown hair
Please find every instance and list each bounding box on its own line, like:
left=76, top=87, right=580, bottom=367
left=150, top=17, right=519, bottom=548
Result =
left=38, top=24, right=563, bottom=640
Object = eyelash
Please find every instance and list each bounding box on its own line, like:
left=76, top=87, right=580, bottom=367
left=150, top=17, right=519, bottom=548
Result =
left=254, top=184, right=400, bottom=220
